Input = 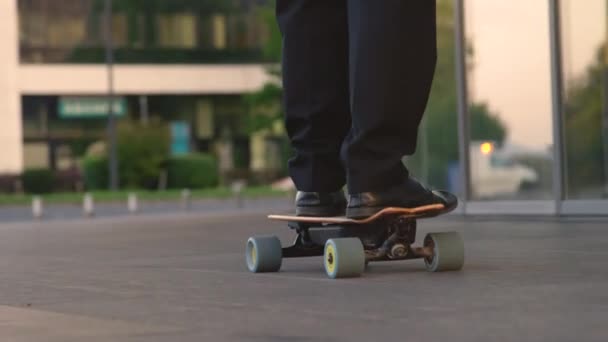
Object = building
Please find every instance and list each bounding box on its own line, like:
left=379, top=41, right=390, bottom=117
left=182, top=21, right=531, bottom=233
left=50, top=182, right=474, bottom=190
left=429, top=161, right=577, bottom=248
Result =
left=0, top=0, right=278, bottom=176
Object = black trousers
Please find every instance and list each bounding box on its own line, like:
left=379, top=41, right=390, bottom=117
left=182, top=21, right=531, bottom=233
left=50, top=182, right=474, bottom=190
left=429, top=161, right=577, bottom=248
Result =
left=277, top=0, right=437, bottom=194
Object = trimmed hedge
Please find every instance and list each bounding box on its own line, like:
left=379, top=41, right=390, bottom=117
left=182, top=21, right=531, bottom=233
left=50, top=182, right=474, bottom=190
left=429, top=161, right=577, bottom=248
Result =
left=81, top=121, right=170, bottom=190
left=166, top=154, right=219, bottom=189
left=54, top=167, right=83, bottom=192
left=1, top=169, right=83, bottom=194
left=0, top=174, right=21, bottom=193
left=82, top=157, right=108, bottom=190
left=22, top=168, right=54, bottom=194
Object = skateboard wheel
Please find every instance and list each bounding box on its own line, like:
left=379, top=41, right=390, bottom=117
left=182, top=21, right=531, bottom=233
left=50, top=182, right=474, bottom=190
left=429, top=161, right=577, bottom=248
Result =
left=423, top=232, right=464, bottom=272
left=324, top=238, right=365, bottom=279
left=246, top=236, right=282, bottom=273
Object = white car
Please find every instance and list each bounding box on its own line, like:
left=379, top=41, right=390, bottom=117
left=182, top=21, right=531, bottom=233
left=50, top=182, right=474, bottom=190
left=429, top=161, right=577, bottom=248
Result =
left=470, top=142, right=538, bottom=198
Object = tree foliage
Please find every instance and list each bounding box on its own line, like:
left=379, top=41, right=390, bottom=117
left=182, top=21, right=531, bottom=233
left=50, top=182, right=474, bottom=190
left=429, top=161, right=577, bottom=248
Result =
left=563, top=45, right=608, bottom=196
left=406, top=0, right=507, bottom=187
left=245, top=4, right=283, bottom=133
left=117, top=119, right=170, bottom=189
left=470, top=104, right=507, bottom=144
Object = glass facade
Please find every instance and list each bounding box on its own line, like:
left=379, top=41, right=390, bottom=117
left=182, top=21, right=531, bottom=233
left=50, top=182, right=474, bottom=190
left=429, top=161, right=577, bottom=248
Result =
left=560, top=0, right=608, bottom=199
left=406, top=0, right=460, bottom=194
left=450, top=0, right=608, bottom=212
left=464, top=0, right=554, bottom=200
left=18, top=0, right=274, bottom=64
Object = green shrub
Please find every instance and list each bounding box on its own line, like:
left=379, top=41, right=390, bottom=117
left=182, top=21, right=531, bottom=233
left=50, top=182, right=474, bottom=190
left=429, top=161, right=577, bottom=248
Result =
left=82, top=157, right=108, bottom=190
left=117, top=120, right=170, bottom=189
left=0, top=174, right=21, bottom=193
left=80, top=121, right=170, bottom=190
left=22, top=168, right=54, bottom=194
left=166, top=154, right=219, bottom=189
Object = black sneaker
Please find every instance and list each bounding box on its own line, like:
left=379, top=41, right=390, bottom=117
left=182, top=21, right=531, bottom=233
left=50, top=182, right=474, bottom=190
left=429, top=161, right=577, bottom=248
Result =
left=295, top=190, right=347, bottom=217
left=346, top=177, right=458, bottom=219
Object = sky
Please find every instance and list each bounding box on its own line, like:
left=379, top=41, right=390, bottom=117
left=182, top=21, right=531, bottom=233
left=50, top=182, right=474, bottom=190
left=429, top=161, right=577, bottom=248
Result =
left=466, top=0, right=606, bottom=150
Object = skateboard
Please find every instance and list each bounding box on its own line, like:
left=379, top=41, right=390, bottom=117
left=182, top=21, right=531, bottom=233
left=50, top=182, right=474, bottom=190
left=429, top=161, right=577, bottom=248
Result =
left=245, top=203, right=464, bottom=279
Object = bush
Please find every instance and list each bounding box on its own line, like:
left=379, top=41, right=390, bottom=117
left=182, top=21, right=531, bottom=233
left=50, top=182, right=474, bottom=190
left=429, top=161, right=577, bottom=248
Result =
left=82, top=157, right=108, bottom=190
left=84, top=121, right=171, bottom=190
left=54, top=167, right=84, bottom=192
left=22, top=168, right=54, bottom=194
left=166, top=154, right=219, bottom=189
left=0, top=174, right=21, bottom=193
left=117, top=120, right=170, bottom=189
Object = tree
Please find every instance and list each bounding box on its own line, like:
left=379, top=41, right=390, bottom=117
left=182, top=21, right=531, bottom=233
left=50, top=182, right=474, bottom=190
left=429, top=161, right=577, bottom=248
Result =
left=407, top=0, right=507, bottom=188
left=470, top=103, right=507, bottom=144
left=245, top=4, right=283, bottom=133
left=563, top=44, right=608, bottom=196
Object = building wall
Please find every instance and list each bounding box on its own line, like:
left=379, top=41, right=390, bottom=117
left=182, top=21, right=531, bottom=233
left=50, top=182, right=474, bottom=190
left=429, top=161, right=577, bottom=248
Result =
left=0, top=1, right=22, bottom=173
left=19, top=64, right=269, bottom=95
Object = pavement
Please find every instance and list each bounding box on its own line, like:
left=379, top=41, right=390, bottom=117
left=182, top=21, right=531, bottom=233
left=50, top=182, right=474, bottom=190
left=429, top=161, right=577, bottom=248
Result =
left=0, top=210, right=607, bottom=341
left=0, top=197, right=292, bottom=223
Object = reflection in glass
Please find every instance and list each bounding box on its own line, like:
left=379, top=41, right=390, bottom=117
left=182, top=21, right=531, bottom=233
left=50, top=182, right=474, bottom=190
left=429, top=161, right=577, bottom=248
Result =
left=156, top=13, right=197, bottom=48
left=465, top=0, right=554, bottom=200
left=18, top=0, right=273, bottom=64
left=561, top=0, right=608, bottom=199
left=406, top=0, right=460, bottom=193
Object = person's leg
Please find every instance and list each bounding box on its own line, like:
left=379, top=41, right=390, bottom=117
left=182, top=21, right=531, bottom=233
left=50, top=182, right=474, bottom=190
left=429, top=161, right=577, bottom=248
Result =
left=277, top=0, right=350, bottom=215
left=344, top=0, right=437, bottom=193
left=344, top=0, right=457, bottom=218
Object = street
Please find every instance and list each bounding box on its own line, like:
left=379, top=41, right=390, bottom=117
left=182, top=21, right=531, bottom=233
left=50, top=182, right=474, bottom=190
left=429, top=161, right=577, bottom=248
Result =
left=0, top=211, right=607, bottom=341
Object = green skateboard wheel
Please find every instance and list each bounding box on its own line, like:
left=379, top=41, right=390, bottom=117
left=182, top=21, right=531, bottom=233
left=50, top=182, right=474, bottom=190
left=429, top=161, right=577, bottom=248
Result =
left=324, top=238, right=365, bottom=279
left=246, top=236, right=282, bottom=273
left=423, top=232, right=465, bottom=272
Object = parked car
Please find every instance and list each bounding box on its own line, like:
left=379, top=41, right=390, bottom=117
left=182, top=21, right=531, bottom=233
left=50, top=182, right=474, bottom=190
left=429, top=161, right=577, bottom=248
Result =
left=470, top=141, right=538, bottom=198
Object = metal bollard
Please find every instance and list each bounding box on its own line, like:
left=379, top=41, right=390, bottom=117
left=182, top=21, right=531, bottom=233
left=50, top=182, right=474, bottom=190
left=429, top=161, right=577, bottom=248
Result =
left=32, top=196, right=43, bottom=219
left=83, top=193, right=95, bottom=217
left=181, top=189, right=191, bottom=211
left=231, top=180, right=246, bottom=209
left=128, top=192, right=139, bottom=214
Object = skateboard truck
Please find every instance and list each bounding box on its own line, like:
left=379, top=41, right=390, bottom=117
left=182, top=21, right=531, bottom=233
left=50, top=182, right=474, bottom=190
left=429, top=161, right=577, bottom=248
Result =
left=283, top=216, right=430, bottom=262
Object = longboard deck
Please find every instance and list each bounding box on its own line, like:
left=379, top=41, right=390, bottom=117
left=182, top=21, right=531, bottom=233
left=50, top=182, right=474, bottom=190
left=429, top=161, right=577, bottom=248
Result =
left=268, top=203, right=445, bottom=225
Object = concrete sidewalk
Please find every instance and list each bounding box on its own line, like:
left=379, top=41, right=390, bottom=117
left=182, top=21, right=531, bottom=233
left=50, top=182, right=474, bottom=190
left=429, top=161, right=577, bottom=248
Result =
left=0, top=213, right=606, bottom=341
left=0, top=196, right=292, bottom=223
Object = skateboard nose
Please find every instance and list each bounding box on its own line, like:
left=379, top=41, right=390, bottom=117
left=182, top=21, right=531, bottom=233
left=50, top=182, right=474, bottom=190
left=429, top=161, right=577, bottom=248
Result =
left=432, top=190, right=458, bottom=213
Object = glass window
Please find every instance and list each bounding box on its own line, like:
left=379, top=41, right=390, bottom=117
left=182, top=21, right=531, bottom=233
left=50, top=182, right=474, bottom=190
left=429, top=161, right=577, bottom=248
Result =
left=561, top=0, right=608, bottom=199
left=465, top=0, right=554, bottom=200
left=110, top=13, right=128, bottom=47
left=211, top=14, right=227, bottom=49
left=156, top=13, right=197, bottom=48
left=405, top=0, right=460, bottom=194
left=18, top=0, right=274, bottom=64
